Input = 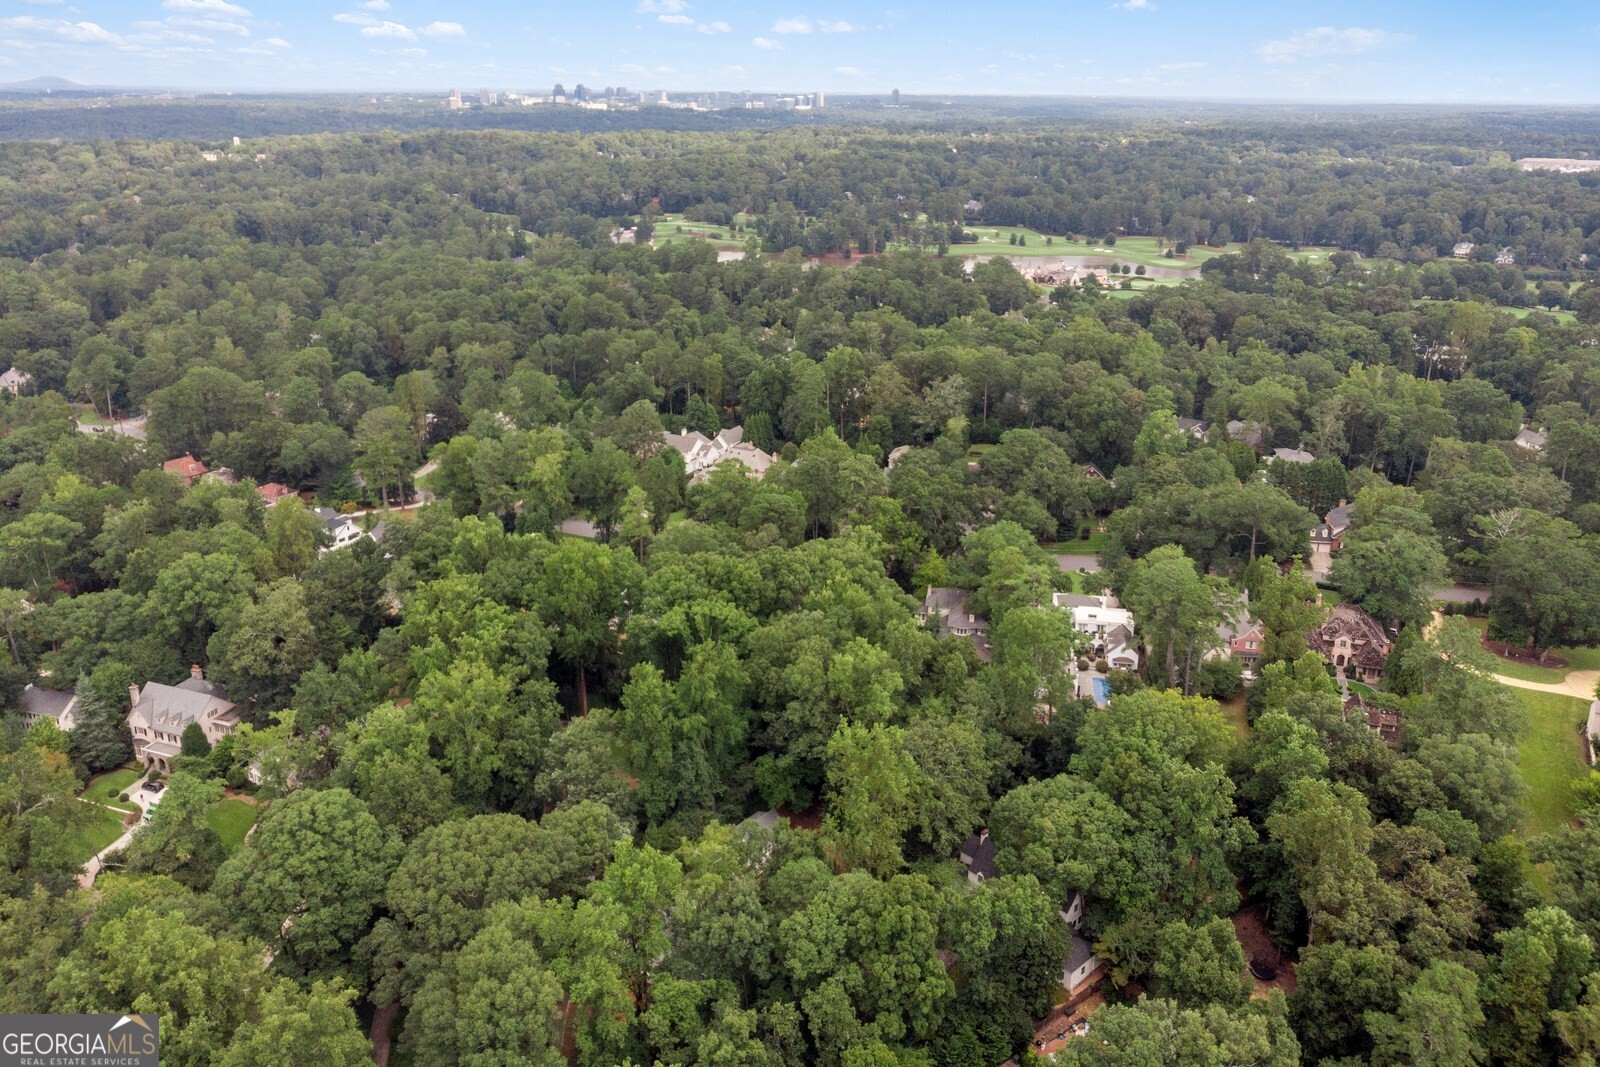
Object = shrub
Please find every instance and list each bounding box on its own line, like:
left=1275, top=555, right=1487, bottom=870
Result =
left=1096, top=659, right=1110, bottom=673
left=118, top=792, right=130, bottom=803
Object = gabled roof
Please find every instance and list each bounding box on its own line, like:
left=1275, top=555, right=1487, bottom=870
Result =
left=1066, top=929, right=1097, bottom=973
left=1309, top=604, right=1392, bottom=670
left=1515, top=427, right=1548, bottom=451
left=0, top=366, right=31, bottom=389
left=255, top=482, right=297, bottom=505
left=163, top=454, right=208, bottom=480
left=959, top=831, right=999, bottom=880
left=131, top=679, right=235, bottom=732
left=1272, top=447, right=1316, bottom=464
left=20, top=684, right=75, bottom=721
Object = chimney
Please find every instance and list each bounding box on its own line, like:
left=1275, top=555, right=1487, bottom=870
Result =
left=191, top=664, right=204, bottom=682
left=129, top=683, right=140, bottom=708
left=979, top=828, right=989, bottom=843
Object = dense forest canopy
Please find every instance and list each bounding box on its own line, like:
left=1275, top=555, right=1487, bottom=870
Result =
left=4, top=106, right=1600, bottom=1066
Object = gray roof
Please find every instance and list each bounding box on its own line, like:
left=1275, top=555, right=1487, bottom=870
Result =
left=1326, top=503, right=1352, bottom=530
left=132, top=679, right=235, bottom=732
left=922, top=587, right=987, bottom=632
left=1066, top=929, right=1097, bottom=973
left=20, top=684, right=75, bottom=721
left=1054, top=592, right=1101, bottom=609
left=1272, top=447, right=1316, bottom=464
left=315, top=506, right=355, bottom=533
left=1176, top=417, right=1209, bottom=434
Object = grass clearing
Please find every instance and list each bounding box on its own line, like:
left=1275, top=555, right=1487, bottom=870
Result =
left=206, top=798, right=258, bottom=854
left=1219, top=692, right=1250, bottom=740
left=1516, top=689, right=1589, bottom=836
left=650, top=213, right=747, bottom=251
left=84, top=766, right=143, bottom=813
left=1045, top=532, right=1109, bottom=554
left=69, top=804, right=129, bottom=865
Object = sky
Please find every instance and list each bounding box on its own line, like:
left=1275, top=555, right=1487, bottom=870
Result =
left=0, top=0, right=1597, bottom=102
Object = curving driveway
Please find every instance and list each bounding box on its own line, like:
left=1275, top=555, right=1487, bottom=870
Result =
left=1491, top=669, right=1600, bottom=701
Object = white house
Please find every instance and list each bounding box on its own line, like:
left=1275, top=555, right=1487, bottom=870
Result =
left=1515, top=426, right=1549, bottom=453
left=662, top=425, right=777, bottom=482
left=1053, top=592, right=1140, bottom=670
left=20, top=684, right=78, bottom=731
left=0, top=367, right=31, bottom=396
left=1060, top=891, right=1104, bottom=999
left=316, top=508, right=385, bottom=553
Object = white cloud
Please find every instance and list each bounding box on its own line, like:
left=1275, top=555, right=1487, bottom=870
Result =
left=167, top=16, right=249, bottom=35
left=697, top=19, right=731, bottom=33
left=1258, top=26, right=1410, bottom=63
left=772, top=16, right=811, bottom=33
left=635, top=0, right=689, bottom=11
left=817, top=19, right=856, bottom=32
left=1159, top=60, right=1204, bottom=70
left=1112, top=0, right=1154, bottom=9
left=0, top=16, right=121, bottom=43
left=752, top=35, right=782, bottom=49
left=421, top=21, right=466, bottom=38
left=334, top=12, right=378, bottom=25
left=361, top=20, right=416, bottom=40
left=260, top=36, right=290, bottom=48
left=56, top=20, right=117, bottom=42
left=161, top=0, right=250, bottom=16
left=359, top=0, right=390, bottom=8
left=371, top=46, right=426, bottom=56
left=659, top=14, right=694, bottom=24
left=834, top=65, right=861, bottom=75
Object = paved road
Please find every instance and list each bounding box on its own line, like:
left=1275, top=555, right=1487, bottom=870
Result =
left=1054, top=554, right=1099, bottom=572
left=560, top=517, right=600, bottom=539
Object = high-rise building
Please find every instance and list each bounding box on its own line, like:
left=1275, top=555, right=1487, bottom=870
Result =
left=447, top=88, right=463, bottom=110
left=815, top=91, right=825, bottom=108
left=574, top=84, right=590, bottom=101
left=478, top=88, right=491, bottom=105
left=891, top=88, right=900, bottom=105
left=553, top=83, right=566, bottom=99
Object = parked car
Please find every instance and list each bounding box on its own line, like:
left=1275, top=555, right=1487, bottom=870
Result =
left=143, top=780, right=166, bottom=794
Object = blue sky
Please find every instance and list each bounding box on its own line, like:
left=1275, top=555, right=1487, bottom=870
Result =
left=0, top=0, right=1596, bottom=102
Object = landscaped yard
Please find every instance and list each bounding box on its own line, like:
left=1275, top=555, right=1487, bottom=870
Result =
left=206, top=798, right=259, bottom=854
left=1045, top=531, right=1109, bottom=554
left=83, top=766, right=143, bottom=813
left=68, top=804, right=129, bottom=866
left=650, top=213, right=748, bottom=251
left=1458, top=617, right=1600, bottom=684
left=1516, top=689, right=1590, bottom=837
left=1348, top=680, right=1377, bottom=699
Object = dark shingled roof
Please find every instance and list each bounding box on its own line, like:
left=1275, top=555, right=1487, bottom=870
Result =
left=959, top=831, right=999, bottom=880
left=1066, top=930, right=1097, bottom=973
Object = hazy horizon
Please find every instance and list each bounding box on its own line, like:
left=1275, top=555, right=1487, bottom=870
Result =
left=1, top=0, right=1597, bottom=103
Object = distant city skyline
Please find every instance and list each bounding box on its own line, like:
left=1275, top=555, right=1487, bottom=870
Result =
left=1, top=0, right=1598, bottom=103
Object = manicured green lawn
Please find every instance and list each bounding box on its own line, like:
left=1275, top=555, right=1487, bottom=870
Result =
left=1458, top=616, right=1600, bottom=684
left=83, top=766, right=143, bottom=813
left=1348, top=681, right=1377, bottom=699
left=1059, top=570, right=1086, bottom=594
left=1047, top=531, right=1109, bottom=554
left=68, top=804, right=129, bottom=865
left=1315, top=587, right=1344, bottom=606
left=1516, top=689, right=1590, bottom=836
left=650, top=213, right=747, bottom=250
left=206, top=799, right=259, bottom=855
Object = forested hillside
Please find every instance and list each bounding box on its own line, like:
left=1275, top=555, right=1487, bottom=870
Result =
left=4, top=117, right=1600, bottom=1066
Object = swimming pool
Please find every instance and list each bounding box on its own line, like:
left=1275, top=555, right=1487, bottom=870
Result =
left=1091, top=676, right=1111, bottom=706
